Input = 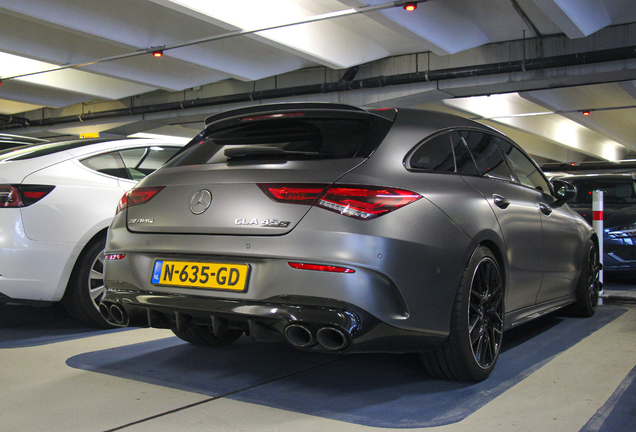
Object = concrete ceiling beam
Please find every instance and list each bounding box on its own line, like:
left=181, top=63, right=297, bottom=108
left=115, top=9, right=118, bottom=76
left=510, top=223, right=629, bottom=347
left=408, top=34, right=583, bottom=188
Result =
left=530, top=0, right=611, bottom=38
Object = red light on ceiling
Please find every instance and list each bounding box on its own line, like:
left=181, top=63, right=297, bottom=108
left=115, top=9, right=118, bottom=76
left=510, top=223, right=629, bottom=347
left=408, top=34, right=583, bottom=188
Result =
left=404, top=3, right=417, bottom=11
left=152, top=50, right=163, bottom=58
left=582, top=111, right=590, bottom=116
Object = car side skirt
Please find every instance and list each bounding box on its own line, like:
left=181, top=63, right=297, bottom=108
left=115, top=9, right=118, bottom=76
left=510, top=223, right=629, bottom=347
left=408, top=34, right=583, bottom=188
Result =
left=504, top=295, right=577, bottom=330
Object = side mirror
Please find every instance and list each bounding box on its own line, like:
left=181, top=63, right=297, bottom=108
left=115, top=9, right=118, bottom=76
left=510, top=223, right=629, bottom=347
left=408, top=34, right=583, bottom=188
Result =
left=552, top=179, right=577, bottom=203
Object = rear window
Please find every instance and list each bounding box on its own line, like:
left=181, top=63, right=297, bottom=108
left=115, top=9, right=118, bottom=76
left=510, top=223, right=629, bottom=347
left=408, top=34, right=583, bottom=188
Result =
left=408, top=133, right=456, bottom=172
left=167, top=116, right=392, bottom=167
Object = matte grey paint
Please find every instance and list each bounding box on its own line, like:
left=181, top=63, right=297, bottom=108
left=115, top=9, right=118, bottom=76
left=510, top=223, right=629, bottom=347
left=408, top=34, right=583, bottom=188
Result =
left=103, top=105, right=596, bottom=351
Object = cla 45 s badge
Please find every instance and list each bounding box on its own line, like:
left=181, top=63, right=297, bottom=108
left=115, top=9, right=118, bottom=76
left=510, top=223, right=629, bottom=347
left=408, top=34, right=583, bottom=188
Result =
left=235, top=218, right=290, bottom=228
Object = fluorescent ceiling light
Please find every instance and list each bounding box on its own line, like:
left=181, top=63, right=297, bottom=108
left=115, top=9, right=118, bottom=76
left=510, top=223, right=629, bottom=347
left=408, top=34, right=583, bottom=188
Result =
left=160, top=0, right=384, bottom=68
left=128, top=133, right=191, bottom=143
left=0, top=52, right=55, bottom=78
left=444, top=94, right=627, bottom=161
left=444, top=93, right=553, bottom=119
left=165, top=0, right=345, bottom=29
left=0, top=51, right=155, bottom=99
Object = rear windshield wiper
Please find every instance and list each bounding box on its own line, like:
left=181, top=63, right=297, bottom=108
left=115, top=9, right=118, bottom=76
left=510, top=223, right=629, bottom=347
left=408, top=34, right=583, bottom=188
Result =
left=224, top=146, right=322, bottom=161
left=224, top=146, right=285, bottom=159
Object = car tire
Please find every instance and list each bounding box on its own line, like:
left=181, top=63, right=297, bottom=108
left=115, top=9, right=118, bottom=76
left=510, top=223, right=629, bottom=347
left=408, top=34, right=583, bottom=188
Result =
left=569, top=239, right=601, bottom=317
left=421, top=246, right=504, bottom=382
left=171, top=325, right=243, bottom=347
left=62, top=235, right=114, bottom=329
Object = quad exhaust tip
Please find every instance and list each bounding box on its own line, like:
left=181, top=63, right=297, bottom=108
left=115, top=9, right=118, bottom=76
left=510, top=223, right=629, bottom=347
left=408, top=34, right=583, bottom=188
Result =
left=99, top=302, right=128, bottom=326
left=316, top=327, right=349, bottom=351
left=99, top=303, right=111, bottom=321
left=284, top=323, right=316, bottom=348
left=284, top=323, right=350, bottom=351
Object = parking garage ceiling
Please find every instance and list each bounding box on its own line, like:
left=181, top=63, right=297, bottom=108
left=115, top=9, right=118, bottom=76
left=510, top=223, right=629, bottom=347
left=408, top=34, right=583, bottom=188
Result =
left=1, top=0, right=636, bottom=163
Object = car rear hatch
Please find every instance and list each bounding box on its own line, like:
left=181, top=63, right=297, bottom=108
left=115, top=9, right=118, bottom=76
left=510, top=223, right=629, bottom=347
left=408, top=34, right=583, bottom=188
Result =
left=123, top=104, right=395, bottom=236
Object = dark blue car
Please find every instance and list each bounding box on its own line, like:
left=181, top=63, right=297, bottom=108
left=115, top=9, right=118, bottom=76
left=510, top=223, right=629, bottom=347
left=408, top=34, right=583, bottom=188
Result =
left=555, top=173, right=636, bottom=275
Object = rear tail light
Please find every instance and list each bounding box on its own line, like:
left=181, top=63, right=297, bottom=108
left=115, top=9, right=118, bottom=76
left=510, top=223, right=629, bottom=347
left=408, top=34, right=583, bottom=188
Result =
left=258, top=184, right=328, bottom=205
left=0, top=185, right=55, bottom=208
left=258, top=183, right=421, bottom=220
left=116, top=186, right=165, bottom=214
left=317, top=186, right=421, bottom=220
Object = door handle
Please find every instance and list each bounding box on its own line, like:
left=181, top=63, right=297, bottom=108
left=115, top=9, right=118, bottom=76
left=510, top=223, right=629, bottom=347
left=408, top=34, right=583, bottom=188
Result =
left=539, top=203, right=553, bottom=216
left=493, top=194, right=510, bottom=209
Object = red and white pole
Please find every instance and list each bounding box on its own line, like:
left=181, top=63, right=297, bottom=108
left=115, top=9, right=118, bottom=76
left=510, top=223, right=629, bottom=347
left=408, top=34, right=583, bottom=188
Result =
left=592, top=190, right=604, bottom=304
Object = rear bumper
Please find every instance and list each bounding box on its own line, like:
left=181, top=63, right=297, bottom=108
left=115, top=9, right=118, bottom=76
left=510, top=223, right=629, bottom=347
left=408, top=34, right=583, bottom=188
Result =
left=100, top=288, right=447, bottom=354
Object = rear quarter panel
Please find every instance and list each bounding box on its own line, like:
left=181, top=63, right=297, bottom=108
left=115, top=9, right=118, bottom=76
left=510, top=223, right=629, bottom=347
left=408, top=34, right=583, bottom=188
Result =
left=21, top=159, right=126, bottom=243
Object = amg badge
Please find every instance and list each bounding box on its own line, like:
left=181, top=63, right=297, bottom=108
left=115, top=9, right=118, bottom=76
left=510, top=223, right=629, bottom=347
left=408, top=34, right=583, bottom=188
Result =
left=128, top=218, right=155, bottom=224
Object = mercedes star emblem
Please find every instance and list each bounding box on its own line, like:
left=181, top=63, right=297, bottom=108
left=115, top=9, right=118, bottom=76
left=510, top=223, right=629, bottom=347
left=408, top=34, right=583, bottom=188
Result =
left=189, top=189, right=213, bottom=215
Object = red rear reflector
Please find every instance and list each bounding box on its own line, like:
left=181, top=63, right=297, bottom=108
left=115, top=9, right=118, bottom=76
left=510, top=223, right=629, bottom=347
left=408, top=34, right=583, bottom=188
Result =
left=116, top=186, right=165, bottom=214
left=288, top=262, right=355, bottom=273
left=317, top=186, right=421, bottom=220
left=105, top=254, right=126, bottom=260
left=241, top=113, right=304, bottom=122
left=258, top=184, right=328, bottom=204
left=23, top=191, right=46, bottom=199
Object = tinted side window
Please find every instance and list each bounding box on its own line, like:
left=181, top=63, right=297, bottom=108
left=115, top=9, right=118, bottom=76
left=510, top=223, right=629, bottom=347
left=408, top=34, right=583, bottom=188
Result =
left=120, top=147, right=180, bottom=180
left=80, top=151, right=129, bottom=179
left=137, top=147, right=180, bottom=172
left=120, top=148, right=147, bottom=170
left=500, top=142, right=551, bottom=194
left=409, top=133, right=455, bottom=172
left=451, top=131, right=479, bottom=176
left=461, top=131, right=513, bottom=181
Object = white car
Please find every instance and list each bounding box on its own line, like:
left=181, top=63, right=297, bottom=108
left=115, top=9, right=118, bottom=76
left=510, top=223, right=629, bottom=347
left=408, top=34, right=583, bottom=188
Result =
left=0, top=138, right=185, bottom=327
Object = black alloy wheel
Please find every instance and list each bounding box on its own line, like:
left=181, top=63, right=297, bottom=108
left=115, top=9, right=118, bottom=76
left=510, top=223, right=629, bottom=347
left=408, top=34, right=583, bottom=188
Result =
left=421, top=246, right=504, bottom=382
left=468, top=255, right=504, bottom=370
left=570, top=240, right=602, bottom=317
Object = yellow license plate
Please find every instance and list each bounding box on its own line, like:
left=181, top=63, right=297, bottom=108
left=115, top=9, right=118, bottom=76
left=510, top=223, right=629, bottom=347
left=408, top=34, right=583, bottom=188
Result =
left=151, top=260, right=249, bottom=291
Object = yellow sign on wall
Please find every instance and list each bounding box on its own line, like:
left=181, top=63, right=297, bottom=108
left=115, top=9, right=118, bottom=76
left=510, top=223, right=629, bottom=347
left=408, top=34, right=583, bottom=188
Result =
left=79, top=132, right=100, bottom=138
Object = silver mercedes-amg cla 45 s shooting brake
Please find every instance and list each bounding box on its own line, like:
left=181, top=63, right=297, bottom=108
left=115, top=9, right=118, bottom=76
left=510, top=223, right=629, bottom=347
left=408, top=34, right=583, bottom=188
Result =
left=101, top=103, right=601, bottom=382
